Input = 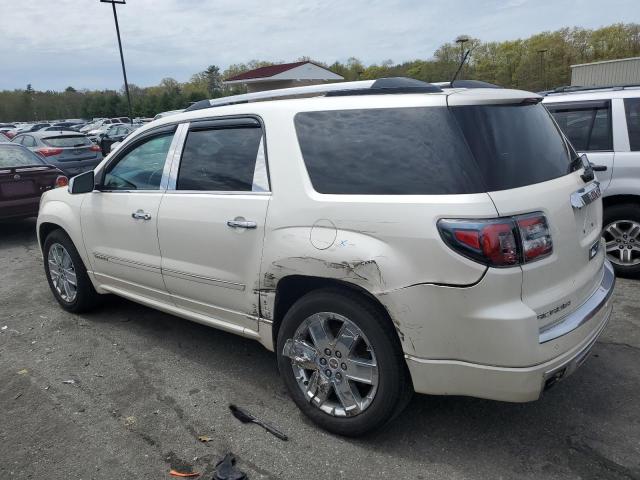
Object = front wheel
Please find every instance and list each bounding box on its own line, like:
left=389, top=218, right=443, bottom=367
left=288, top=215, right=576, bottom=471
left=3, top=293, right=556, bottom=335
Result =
left=43, top=229, right=101, bottom=313
left=277, top=289, right=411, bottom=436
left=603, top=203, right=640, bottom=278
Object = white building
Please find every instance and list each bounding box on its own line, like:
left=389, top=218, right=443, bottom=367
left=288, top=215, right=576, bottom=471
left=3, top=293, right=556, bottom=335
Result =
left=224, top=61, right=344, bottom=93
left=571, top=57, right=640, bottom=87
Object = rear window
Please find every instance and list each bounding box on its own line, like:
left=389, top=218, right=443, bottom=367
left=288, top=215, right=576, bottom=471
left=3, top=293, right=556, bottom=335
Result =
left=451, top=103, right=573, bottom=191
left=43, top=136, right=92, bottom=148
left=294, top=108, right=484, bottom=195
left=295, top=104, right=572, bottom=195
left=545, top=100, right=613, bottom=151
left=0, top=145, right=44, bottom=167
left=625, top=98, right=640, bottom=151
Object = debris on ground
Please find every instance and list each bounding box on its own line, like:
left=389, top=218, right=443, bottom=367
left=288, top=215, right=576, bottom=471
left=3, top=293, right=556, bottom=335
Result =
left=197, top=435, right=212, bottom=443
left=169, top=469, right=200, bottom=477
left=124, top=416, right=136, bottom=426
left=1, top=325, right=7, bottom=330
left=213, top=453, right=247, bottom=480
left=14, top=392, right=22, bottom=400
left=62, top=379, right=77, bottom=385
left=17, top=369, right=28, bottom=375
left=228, top=404, right=288, bottom=441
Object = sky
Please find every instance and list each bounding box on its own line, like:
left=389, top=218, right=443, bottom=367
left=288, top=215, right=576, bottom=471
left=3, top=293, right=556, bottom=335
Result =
left=0, top=0, right=637, bottom=91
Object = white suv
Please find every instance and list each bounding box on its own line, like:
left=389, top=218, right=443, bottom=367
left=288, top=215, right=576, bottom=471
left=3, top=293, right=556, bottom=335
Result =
left=37, top=78, right=615, bottom=436
left=543, top=86, right=640, bottom=277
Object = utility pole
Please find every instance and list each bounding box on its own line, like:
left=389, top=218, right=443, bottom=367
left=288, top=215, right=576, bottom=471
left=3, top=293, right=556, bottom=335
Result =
left=537, top=48, right=548, bottom=90
left=455, top=35, right=470, bottom=80
left=100, top=0, right=132, bottom=122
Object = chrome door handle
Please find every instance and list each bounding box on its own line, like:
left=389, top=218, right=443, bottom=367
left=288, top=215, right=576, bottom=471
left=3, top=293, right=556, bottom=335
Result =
left=227, top=220, right=257, bottom=229
left=131, top=210, right=152, bottom=221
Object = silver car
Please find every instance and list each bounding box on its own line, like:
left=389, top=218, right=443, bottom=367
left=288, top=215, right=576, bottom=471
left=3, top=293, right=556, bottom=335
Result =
left=12, top=131, right=103, bottom=177
left=543, top=85, right=640, bottom=277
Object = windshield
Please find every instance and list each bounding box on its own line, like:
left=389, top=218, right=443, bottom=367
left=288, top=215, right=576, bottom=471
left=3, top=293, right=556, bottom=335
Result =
left=43, top=136, right=92, bottom=148
left=0, top=145, right=45, bottom=167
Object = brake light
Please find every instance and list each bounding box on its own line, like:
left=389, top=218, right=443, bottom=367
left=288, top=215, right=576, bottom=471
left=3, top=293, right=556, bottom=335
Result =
left=6, top=132, right=16, bottom=139
left=55, top=175, right=69, bottom=188
left=37, top=147, right=63, bottom=157
left=438, top=213, right=552, bottom=267
left=89, top=144, right=101, bottom=152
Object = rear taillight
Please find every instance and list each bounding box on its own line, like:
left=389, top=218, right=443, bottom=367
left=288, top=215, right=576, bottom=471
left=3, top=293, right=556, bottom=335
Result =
left=55, top=176, right=69, bottom=188
left=6, top=132, right=16, bottom=139
left=89, top=144, right=101, bottom=152
left=438, top=213, right=553, bottom=267
left=37, top=147, right=63, bottom=157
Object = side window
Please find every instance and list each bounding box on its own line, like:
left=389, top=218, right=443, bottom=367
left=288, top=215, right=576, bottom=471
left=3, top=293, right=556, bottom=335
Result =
left=22, top=136, right=36, bottom=147
left=13, top=136, right=24, bottom=145
left=102, top=133, right=173, bottom=191
left=177, top=126, right=267, bottom=192
left=547, top=101, right=612, bottom=151
left=624, top=98, right=640, bottom=151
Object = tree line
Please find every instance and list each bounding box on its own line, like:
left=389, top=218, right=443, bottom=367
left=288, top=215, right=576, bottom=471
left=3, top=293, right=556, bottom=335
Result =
left=1, top=23, right=638, bottom=122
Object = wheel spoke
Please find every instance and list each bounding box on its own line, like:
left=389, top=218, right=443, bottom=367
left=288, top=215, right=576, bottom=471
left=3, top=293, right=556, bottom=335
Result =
left=345, top=358, right=377, bottom=385
left=307, top=315, right=332, bottom=348
left=605, top=241, right=619, bottom=253
left=333, top=379, right=362, bottom=415
left=307, top=371, right=331, bottom=404
left=282, top=338, right=319, bottom=371
left=333, top=322, right=359, bottom=355
left=628, top=223, right=640, bottom=240
left=606, top=223, right=624, bottom=240
left=62, top=279, right=73, bottom=299
left=621, top=248, right=632, bottom=263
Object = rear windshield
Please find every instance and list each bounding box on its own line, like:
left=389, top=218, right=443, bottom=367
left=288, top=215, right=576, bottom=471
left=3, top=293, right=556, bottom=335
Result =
left=295, top=104, right=572, bottom=195
left=43, top=136, right=92, bottom=148
left=0, top=145, right=44, bottom=167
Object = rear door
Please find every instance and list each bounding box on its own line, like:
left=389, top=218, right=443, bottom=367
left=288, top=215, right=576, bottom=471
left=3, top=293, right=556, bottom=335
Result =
left=157, top=117, right=270, bottom=333
left=450, top=99, right=604, bottom=333
left=545, top=99, right=615, bottom=190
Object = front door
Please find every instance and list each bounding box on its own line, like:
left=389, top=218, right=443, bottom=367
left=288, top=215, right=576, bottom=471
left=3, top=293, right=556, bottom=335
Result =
left=157, top=118, right=270, bottom=332
left=81, top=127, right=176, bottom=301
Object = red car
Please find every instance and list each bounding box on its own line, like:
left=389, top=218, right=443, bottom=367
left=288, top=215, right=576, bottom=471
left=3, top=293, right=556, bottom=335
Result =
left=0, top=143, right=68, bottom=219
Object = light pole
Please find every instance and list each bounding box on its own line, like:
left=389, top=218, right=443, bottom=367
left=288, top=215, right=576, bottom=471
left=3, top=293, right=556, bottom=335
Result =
left=537, top=48, right=548, bottom=90
left=100, top=0, right=132, bottom=122
left=455, top=35, right=470, bottom=79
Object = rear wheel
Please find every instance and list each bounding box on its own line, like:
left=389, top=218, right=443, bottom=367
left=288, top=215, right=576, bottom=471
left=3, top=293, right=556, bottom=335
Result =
left=43, top=229, right=101, bottom=312
left=603, top=203, right=640, bottom=278
left=277, top=289, right=411, bottom=436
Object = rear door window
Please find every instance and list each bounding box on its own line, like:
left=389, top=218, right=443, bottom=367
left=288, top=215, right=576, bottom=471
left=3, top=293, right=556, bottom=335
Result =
left=545, top=100, right=613, bottom=151
left=0, top=145, right=45, bottom=167
left=295, top=107, right=484, bottom=195
left=624, top=98, right=640, bottom=151
left=177, top=126, right=267, bottom=192
left=22, top=136, right=36, bottom=147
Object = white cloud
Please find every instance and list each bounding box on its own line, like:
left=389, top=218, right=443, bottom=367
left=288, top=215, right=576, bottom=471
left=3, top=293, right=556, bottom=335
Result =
left=0, top=0, right=636, bottom=90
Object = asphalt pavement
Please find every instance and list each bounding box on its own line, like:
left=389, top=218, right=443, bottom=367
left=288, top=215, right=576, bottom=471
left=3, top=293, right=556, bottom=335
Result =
left=1, top=218, right=639, bottom=479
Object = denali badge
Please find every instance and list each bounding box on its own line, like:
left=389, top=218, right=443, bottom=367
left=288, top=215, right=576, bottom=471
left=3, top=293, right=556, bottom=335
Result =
left=570, top=182, right=601, bottom=210
left=537, top=301, right=571, bottom=320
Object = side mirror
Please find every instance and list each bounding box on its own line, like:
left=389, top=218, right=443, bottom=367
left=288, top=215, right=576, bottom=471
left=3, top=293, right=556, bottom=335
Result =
left=68, top=170, right=95, bottom=194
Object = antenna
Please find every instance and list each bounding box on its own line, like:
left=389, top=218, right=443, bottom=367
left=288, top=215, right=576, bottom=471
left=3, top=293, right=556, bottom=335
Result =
left=450, top=48, right=472, bottom=87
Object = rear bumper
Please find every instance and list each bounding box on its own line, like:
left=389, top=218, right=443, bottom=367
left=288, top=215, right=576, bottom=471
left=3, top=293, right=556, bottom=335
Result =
left=405, top=304, right=611, bottom=402
left=380, top=259, right=616, bottom=402
left=0, top=197, right=40, bottom=219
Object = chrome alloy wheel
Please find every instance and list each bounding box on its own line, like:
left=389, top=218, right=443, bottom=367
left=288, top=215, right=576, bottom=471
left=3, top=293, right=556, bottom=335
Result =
left=48, top=243, right=77, bottom=302
left=282, top=312, right=379, bottom=417
left=603, top=220, right=640, bottom=266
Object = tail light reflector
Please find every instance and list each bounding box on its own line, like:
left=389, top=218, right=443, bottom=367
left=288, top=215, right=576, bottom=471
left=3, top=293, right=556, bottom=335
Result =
left=438, top=213, right=552, bottom=267
left=55, top=175, right=69, bottom=188
left=37, top=147, right=63, bottom=157
left=89, top=144, right=101, bottom=152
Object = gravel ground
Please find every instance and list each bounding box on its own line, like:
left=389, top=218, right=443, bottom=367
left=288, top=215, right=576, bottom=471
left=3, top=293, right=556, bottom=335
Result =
left=1, top=218, right=639, bottom=480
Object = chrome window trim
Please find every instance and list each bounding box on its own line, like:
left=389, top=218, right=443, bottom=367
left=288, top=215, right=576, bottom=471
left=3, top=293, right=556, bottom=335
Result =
left=167, top=115, right=271, bottom=193
left=162, top=268, right=246, bottom=291
left=162, top=190, right=271, bottom=196
left=165, top=122, right=190, bottom=190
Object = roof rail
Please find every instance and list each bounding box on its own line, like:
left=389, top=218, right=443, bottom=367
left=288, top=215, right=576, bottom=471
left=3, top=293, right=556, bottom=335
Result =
left=433, top=79, right=502, bottom=89
left=539, top=84, right=640, bottom=96
left=184, top=77, right=442, bottom=112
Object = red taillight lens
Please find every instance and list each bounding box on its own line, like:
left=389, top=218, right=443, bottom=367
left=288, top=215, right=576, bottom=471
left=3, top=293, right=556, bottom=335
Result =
left=6, top=132, right=16, bottom=139
left=37, top=147, right=63, bottom=157
left=55, top=175, right=69, bottom=188
left=89, top=144, right=101, bottom=152
left=438, top=213, right=552, bottom=267
left=517, top=214, right=553, bottom=262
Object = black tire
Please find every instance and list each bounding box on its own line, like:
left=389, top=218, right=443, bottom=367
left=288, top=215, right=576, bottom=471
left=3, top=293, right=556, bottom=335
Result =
left=276, top=288, right=412, bottom=437
left=43, top=229, right=102, bottom=313
left=603, top=203, right=640, bottom=279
